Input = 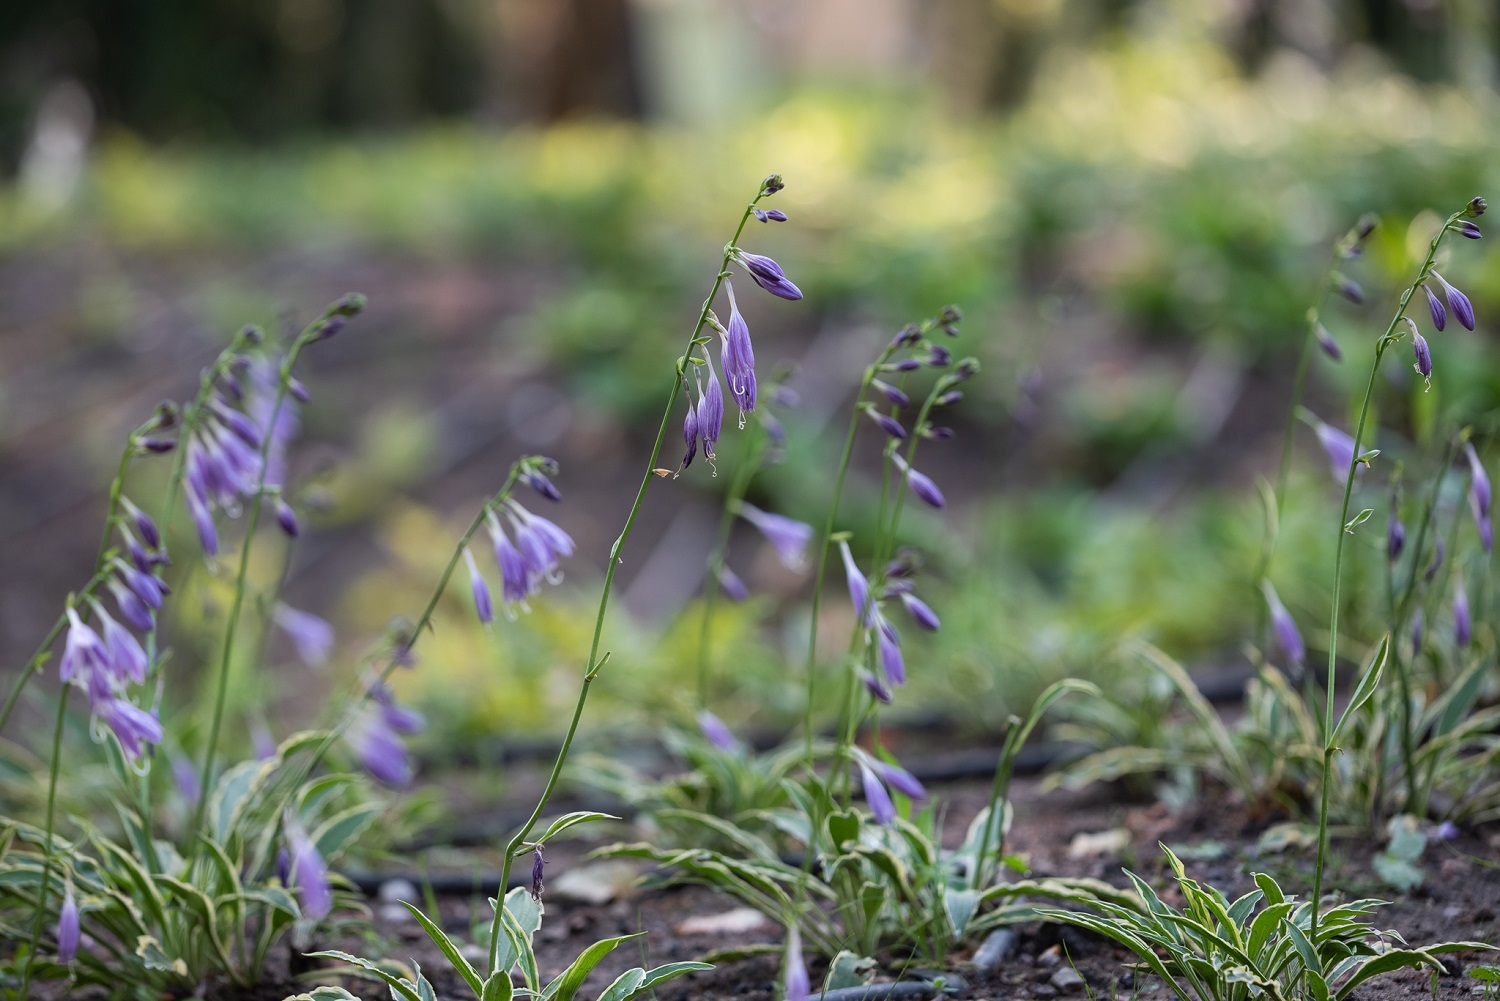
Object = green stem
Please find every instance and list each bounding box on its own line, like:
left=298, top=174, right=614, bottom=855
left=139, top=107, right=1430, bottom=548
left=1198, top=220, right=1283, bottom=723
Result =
left=488, top=195, right=766, bottom=963
left=17, top=687, right=71, bottom=1000
left=1310, top=208, right=1460, bottom=939
left=192, top=337, right=311, bottom=835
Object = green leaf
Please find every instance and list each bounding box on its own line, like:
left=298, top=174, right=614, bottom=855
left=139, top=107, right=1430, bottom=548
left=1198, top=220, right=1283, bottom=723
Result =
left=523, top=812, right=618, bottom=854
left=306, top=950, right=423, bottom=1001
left=135, top=934, right=188, bottom=978
left=824, top=952, right=876, bottom=991
left=541, top=933, right=643, bottom=1001
left=595, top=968, right=647, bottom=1001
left=634, top=962, right=714, bottom=997
left=210, top=757, right=279, bottom=843
left=825, top=810, right=861, bottom=851
left=943, top=888, right=981, bottom=939
left=490, top=887, right=542, bottom=980
left=312, top=804, right=383, bottom=864
left=1332, top=950, right=1448, bottom=1000
left=281, top=988, right=364, bottom=1001
left=1332, top=634, right=1388, bottom=745
left=482, top=970, right=516, bottom=1001
left=402, top=901, right=484, bottom=997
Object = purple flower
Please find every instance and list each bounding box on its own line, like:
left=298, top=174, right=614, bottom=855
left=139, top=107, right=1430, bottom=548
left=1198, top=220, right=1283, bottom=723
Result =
left=875, top=615, right=905, bottom=687
left=531, top=847, right=546, bottom=900
left=865, top=754, right=927, bottom=800
left=892, top=453, right=946, bottom=509
left=899, top=592, right=941, bottom=631
left=1423, top=284, right=1447, bottom=331
left=679, top=395, right=699, bottom=472
left=59, top=608, right=109, bottom=688
left=1334, top=274, right=1364, bottom=304
left=732, top=250, right=803, bottom=300
left=117, top=563, right=165, bottom=610
left=1310, top=416, right=1357, bottom=483
left=1454, top=580, right=1472, bottom=648
left=927, top=344, right=953, bottom=368
left=859, top=761, right=897, bottom=824
left=1412, top=331, right=1432, bottom=390
left=94, top=604, right=147, bottom=686
left=523, top=469, right=562, bottom=502
left=348, top=706, right=413, bottom=787
left=707, top=564, right=746, bottom=602
left=1314, top=324, right=1342, bottom=362
left=1457, top=220, right=1483, bottom=240
left=784, top=925, right=810, bottom=1001
left=488, top=514, right=530, bottom=606
left=286, top=816, right=332, bottom=920
left=1466, top=442, right=1492, bottom=552
left=463, top=549, right=494, bottom=625
left=57, top=885, right=79, bottom=964
left=173, top=755, right=200, bottom=806
left=188, top=493, right=219, bottom=557
left=252, top=721, right=278, bottom=759
left=697, top=353, right=725, bottom=462
left=509, top=502, right=575, bottom=582
left=720, top=282, right=757, bottom=417
left=697, top=710, right=739, bottom=752
left=121, top=497, right=161, bottom=550
left=95, top=698, right=163, bottom=761
left=371, top=682, right=425, bottom=735
left=839, top=541, right=870, bottom=622
left=867, top=410, right=908, bottom=441
left=1430, top=271, right=1475, bottom=331
left=107, top=579, right=154, bottom=633
left=1387, top=513, right=1405, bottom=562
left=860, top=670, right=893, bottom=704
left=872, top=380, right=911, bottom=408
left=1435, top=820, right=1460, bottom=840
left=1261, top=581, right=1305, bottom=668
left=273, top=604, right=335, bottom=667
left=738, top=503, right=812, bottom=570
left=275, top=499, right=300, bottom=538
left=753, top=208, right=788, bottom=223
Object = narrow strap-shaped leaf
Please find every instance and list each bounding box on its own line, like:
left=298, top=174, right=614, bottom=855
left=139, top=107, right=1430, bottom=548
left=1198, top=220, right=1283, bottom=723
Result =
left=307, top=949, right=423, bottom=1001
left=1332, top=634, right=1389, bottom=746
left=541, top=933, right=644, bottom=1001
left=402, top=901, right=483, bottom=997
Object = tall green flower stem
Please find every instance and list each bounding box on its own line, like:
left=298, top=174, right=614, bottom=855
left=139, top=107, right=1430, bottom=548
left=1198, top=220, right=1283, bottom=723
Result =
left=192, top=299, right=361, bottom=836
left=1310, top=204, right=1469, bottom=940
left=488, top=181, right=779, bottom=954
left=696, top=427, right=767, bottom=708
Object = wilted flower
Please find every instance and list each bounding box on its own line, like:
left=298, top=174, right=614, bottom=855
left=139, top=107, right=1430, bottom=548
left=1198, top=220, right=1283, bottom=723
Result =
left=1430, top=271, right=1475, bottom=331
left=57, top=884, right=79, bottom=964
left=1261, top=581, right=1305, bottom=669
left=697, top=710, right=739, bottom=752
left=531, top=847, right=546, bottom=900
left=463, top=548, right=494, bottom=625
left=839, top=541, right=870, bottom=622
left=731, top=250, right=803, bottom=301
left=738, top=503, right=812, bottom=570
left=679, top=394, right=699, bottom=472
left=1466, top=442, right=1492, bottom=552
left=892, top=453, right=946, bottom=509
left=285, top=815, right=332, bottom=921
left=272, top=604, right=335, bottom=667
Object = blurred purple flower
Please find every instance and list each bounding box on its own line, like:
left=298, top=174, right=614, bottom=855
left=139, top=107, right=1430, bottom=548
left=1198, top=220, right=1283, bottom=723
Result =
left=1466, top=442, right=1492, bottom=552
left=95, top=698, right=163, bottom=761
left=1309, top=415, right=1357, bottom=484
left=867, top=410, right=908, bottom=441
left=872, top=379, right=910, bottom=408
left=57, top=885, right=79, bottom=964
left=1425, top=538, right=1446, bottom=582
left=738, top=503, right=812, bottom=571
left=875, top=614, right=905, bottom=687
left=839, top=541, right=870, bottom=622
left=348, top=707, right=413, bottom=787
left=1387, top=513, right=1405, bottom=562
left=94, top=604, right=147, bottom=686
left=697, top=710, right=739, bottom=752
left=1454, top=580, right=1472, bottom=648
left=899, top=592, right=941, bottom=632
left=286, top=816, right=332, bottom=921
left=273, top=604, right=335, bottom=667
left=716, top=564, right=749, bottom=602
left=784, top=925, right=810, bottom=1001
left=1261, top=581, right=1305, bottom=669
left=859, top=761, right=897, bottom=824
left=274, top=498, right=300, bottom=538
left=893, top=453, right=946, bottom=508
left=463, top=549, right=494, bottom=625
left=1314, top=324, right=1342, bottom=362
left=1411, top=609, right=1424, bottom=655
left=861, top=670, right=892, bottom=704
left=523, top=468, right=562, bottom=502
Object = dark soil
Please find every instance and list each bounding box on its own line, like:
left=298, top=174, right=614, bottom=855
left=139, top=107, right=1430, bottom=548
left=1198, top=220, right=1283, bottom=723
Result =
left=129, top=775, right=1497, bottom=1001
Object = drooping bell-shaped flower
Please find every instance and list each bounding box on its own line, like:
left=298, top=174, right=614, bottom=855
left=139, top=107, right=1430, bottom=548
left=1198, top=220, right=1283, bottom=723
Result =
left=679, top=395, right=699, bottom=472
left=875, top=614, right=905, bottom=687
left=94, top=603, right=147, bottom=686
left=783, top=924, right=811, bottom=1001
left=892, top=453, right=946, bottom=508
left=716, top=564, right=749, bottom=601
left=272, top=603, right=335, bottom=667
left=57, top=884, right=79, bottom=964
left=1424, top=284, right=1447, bottom=332
left=285, top=815, right=332, bottom=921
left=94, top=698, right=163, bottom=761
left=1387, top=513, right=1406, bottom=562
left=1261, top=581, right=1305, bottom=669
left=488, top=513, right=530, bottom=607
left=347, top=705, right=413, bottom=787
left=463, top=549, right=494, bottom=625
left=59, top=607, right=109, bottom=687
left=866, top=409, right=908, bottom=441
left=1314, top=324, right=1342, bottom=362
left=1430, top=271, right=1475, bottom=331
left=1309, top=415, right=1357, bottom=484
left=858, top=761, right=897, bottom=825
left=839, top=540, right=870, bottom=623
left=899, top=591, right=941, bottom=631
left=738, top=503, right=812, bottom=571
left=1412, top=331, right=1433, bottom=390
left=720, top=282, right=757, bottom=417
left=697, top=353, right=725, bottom=462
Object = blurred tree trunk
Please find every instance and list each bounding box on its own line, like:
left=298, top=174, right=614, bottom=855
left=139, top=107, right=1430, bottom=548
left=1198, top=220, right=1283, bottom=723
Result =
left=486, top=0, right=641, bottom=121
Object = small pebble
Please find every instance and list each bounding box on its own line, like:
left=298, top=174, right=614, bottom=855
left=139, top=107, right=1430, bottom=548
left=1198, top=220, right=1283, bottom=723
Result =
left=1051, top=968, right=1085, bottom=993
left=378, top=878, right=419, bottom=903
left=378, top=902, right=414, bottom=924
left=972, top=929, right=1019, bottom=971
left=460, top=943, right=485, bottom=962
left=1038, top=945, right=1062, bottom=968
left=1019, top=954, right=1035, bottom=966
left=1033, top=986, right=1058, bottom=998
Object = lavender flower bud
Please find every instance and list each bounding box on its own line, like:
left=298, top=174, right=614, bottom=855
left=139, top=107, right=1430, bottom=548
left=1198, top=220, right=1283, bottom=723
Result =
left=1315, top=324, right=1342, bottom=361
left=900, top=592, right=940, bottom=631
left=753, top=208, right=788, bottom=222
left=859, top=762, right=897, bottom=824
left=1466, top=442, right=1492, bottom=552
left=288, top=376, right=311, bottom=403
left=892, top=453, right=946, bottom=508
left=784, top=925, right=810, bottom=1001
left=876, top=616, right=905, bottom=686
left=923, top=426, right=955, bottom=440
left=716, top=564, right=749, bottom=602
left=1423, top=284, right=1447, bottom=332
left=1454, top=580, right=1472, bottom=648
left=210, top=399, right=264, bottom=450
left=57, top=885, right=79, bottom=964
left=312, top=315, right=346, bottom=340
left=139, top=437, right=177, bottom=453
left=464, top=549, right=493, bottom=625
left=523, top=469, right=562, bottom=502
left=889, top=358, right=923, bottom=372
left=940, top=305, right=963, bottom=324
left=531, top=848, right=546, bottom=900
left=117, top=563, right=166, bottom=610
left=1431, top=271, right=1475, bottom=331
left=872, top=379, right=910, bottom=408
left=1457, top=220, right=1482, bottom=240
left=860, top=669, right=892, bottom=704
left=721, top=282, right=758, bottom=415
left=121, top=497, right=161, bottom=550
left=1387, top=513, right=1405, bottom=562
left=188, top=493, right=218, bottom=557
left=738, top=503, right=813, bottom=570
left=935, top=390, right=963, bottom=406
left=1412, top=331, right=1432, bottom=390
left=891, top=324, right=923, bottom=348
left=698, top=353, right=725, bottom=460
left=839, top=540, right=869, bottom=622
left=771, top=384, right=800, bottom=408
left=272, top=604, right=335, bottom=668
left=867, top=410, right=908, bottom=441
left=696, top=710, right=739, bottom=752
left=1467, top=197, right=1487, bottom=217
left=761, top=174, right=784, bottom=196
left=1435, top=820, right=1460, bottom=840
left=680, top=397, right=699, bottom=471
left=348, top=707, right=413, bottom=787
left=927, top=344, right=952, bottom=368
left=869, top=756, right=927, bottom=800
left=1261, top=581, right=1305, bottom=668
left=95, top=604, right=147, bottom=685
left=108, top=579, right=154, bottom=633
left=1310, top=416, right=1356, bottom=483
left=275, top=498, right=300, bottom=537
left=1333, top=273, right=1364, bottom=305
left=96, top=698, right=162, bottom=761
left=733, top=250, right=803, bottom=300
